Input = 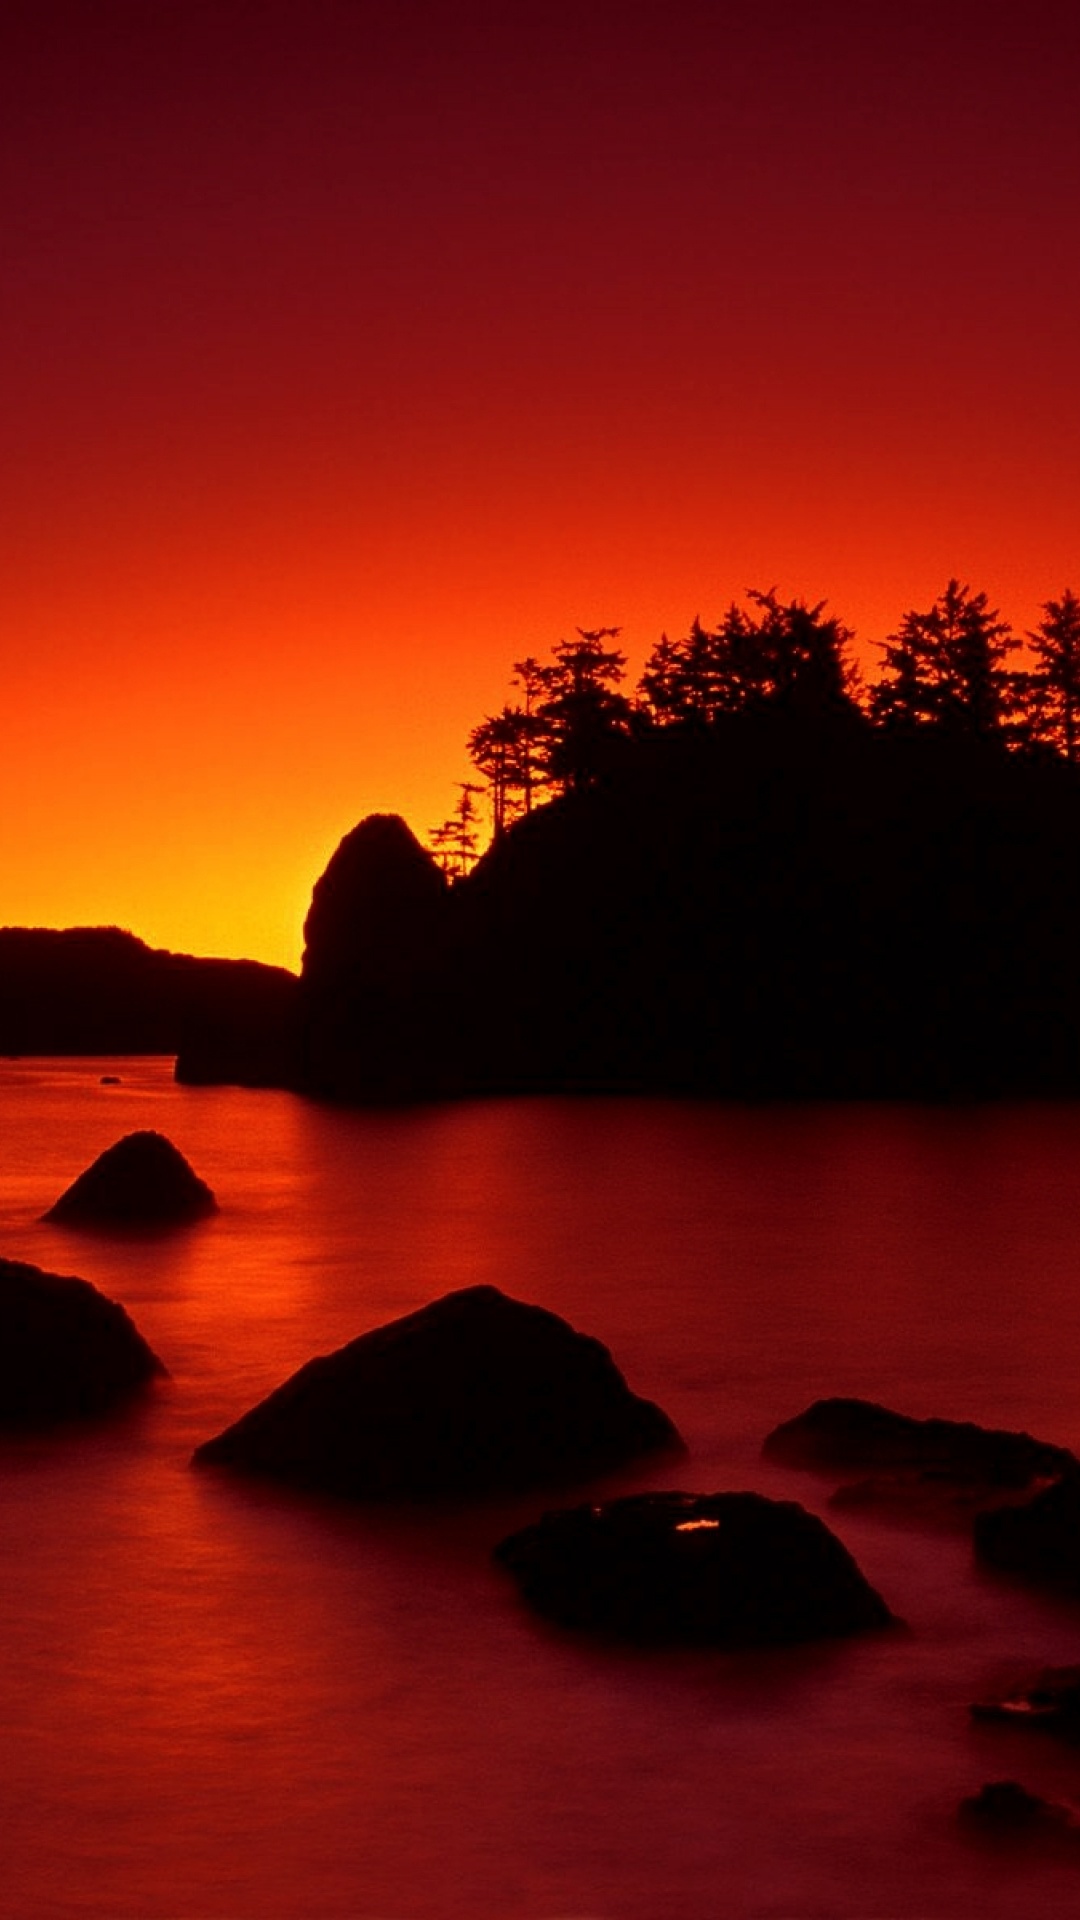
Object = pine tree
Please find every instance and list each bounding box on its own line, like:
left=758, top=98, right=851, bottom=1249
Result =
left=537, top=627, right=632, bottom=793
left=428, top=783, right=484, bottom=879
left=1027, top=590, right=1080, bottom=763
left=870, top=579, right=1022, bottom=741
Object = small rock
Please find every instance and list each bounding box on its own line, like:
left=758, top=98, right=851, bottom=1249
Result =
left=495, top=1489, right=896, bottom=1643
left=971, top=1666, right=1080, bottom=1736
left=44, top=1130, right=217, bottom=1226
left=959, top=1779, right=1080, bottom=1837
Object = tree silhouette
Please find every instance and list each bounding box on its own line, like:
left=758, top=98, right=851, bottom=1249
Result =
left=1027, top=590, right=1080, bottom=763
left=638, top=593, right=856, bottom=725
left=536, top=627, right=632, bottom=793
left=467, top=708, right=525, bottom=838
left=870, top=579, right=1022, bottom=741
left=745, top=589, right=858, bottom=713
left=429, top=782, right=484, bottom=878
left=509, top=656, right=552, bottom=815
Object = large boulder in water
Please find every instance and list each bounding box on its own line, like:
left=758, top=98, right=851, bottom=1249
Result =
left=44, top=1130, right=217, bottom=1226
left=0, top=1256, right=166, bottom=1423
left=495, top=1490, right=896, bottom=1643
left=193, top=1284, right=683, bottom=1498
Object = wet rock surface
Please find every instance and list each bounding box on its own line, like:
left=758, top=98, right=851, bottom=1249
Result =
left=495, top=1489, right=896, bottom=1643
left=971, top=1666, right=1080, bottom=1738
left=0, top=1255, right=166, bottom=1424
left=193, top=1284, right=684, bottom=1499
left=44, top=1130, right=217, bottom=1226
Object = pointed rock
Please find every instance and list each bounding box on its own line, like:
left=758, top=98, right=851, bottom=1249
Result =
left=0, top=1256, right=166, bottom=1424
left=194, top=1284, right=683, bottom=1498
left=44, top=1130, right=217, bottom=1225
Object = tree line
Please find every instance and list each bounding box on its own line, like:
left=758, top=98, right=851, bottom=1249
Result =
left=429, top=580, right=1080, bottom=874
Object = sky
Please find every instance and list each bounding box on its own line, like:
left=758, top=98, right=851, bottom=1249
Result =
left=3, top=0, right=1079, bottom=969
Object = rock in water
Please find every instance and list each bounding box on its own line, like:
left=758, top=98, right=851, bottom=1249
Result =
left=763, top=1397, right=1074, bottom=1484
left=495, top=1490, right=896, bottom=1642
left=44, top=1130, right=217, bottom=1225
left=970, top=1666, right=1080, bottom=1736
left=974, top=1474, right=1080, bottom=1590
left=763, top=1397, right=1074, bottom=1523
left=193, top=1284, right=683, bottom=1498
left=959, top=1779, right=1080, bottom=1838
left=0, top=1256, right=166, bottom=1423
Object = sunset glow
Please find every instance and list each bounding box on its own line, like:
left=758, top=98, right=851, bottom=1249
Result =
left=4, top=1, right=1078, bottom=966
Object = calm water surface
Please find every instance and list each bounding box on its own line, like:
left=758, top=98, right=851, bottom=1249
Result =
left=4, top=1060, right=1080, bottom=1918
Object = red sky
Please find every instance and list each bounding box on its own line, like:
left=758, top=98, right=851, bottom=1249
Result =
left=3, top=0, right=1078, bottom=968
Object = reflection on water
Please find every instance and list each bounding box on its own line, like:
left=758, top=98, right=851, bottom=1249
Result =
left=4, top=1060, right=1080, bottom=1915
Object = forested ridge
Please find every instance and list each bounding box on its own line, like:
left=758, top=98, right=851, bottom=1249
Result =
left=430, top=580, right=1080, bottom=872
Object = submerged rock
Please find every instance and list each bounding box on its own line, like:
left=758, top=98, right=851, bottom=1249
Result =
left=959, top=1779, right=1080, bottom=1838
left=764, top=1397, right=1073, bottom=1521
left=971, top=1666, right=1080, bottom=1737
left=44, top=1130, right=217, bottom=1226
left=974, top=1474, right=1080, bottom=1591
left=193, top=1284, right=683, bottom=1499
left=764, top=1397, right=1074, bottom=1482
left=0, top=1255, right=166, bottom=1424
left=495, top=1490, right=896, bottom=1643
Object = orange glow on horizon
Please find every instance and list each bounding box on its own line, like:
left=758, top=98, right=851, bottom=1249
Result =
left=3, top=5, right=1078, bottom=968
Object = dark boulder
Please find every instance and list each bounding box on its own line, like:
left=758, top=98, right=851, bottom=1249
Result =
left=301, top=813, right=449, bottom=993
left=974, top=1474, right=1080, bottom=1590
left=44, top=1130, right=217, bottom=1226
left=971, top=1666, right=1080, bottom=1737
left=0, top=1255, right=166, bottom=1423
left=495, top=1489, right=896, bottom=1643
left=764, top=1397, right=1073, bottom=1520
left=193, top=1284, right=683, bottom=1498
left=959, top=1779, right=1080, bottom=1838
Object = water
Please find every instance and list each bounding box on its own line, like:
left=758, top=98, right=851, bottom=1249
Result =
left=4, top=1060, right=1080, bottom=1917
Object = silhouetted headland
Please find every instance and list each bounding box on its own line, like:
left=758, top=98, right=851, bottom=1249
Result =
left=0, top=926, right=297, bottom=1081
left=177, top=703, right=1080, bottom=1101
